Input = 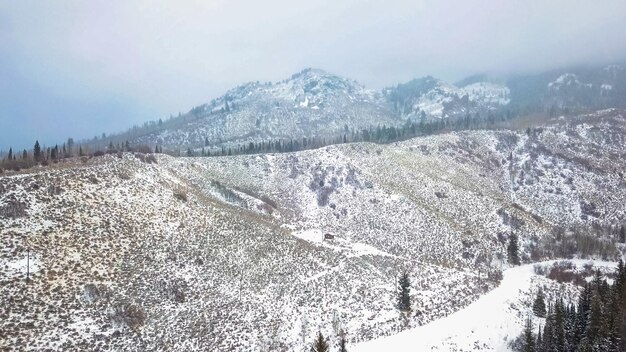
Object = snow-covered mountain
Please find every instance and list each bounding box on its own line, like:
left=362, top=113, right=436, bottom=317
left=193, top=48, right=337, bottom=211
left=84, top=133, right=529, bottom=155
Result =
left=3, top=109, right=625, bottom=351
left=509, top=64, right=626, bottom=111
left=86, top=64, right=626, bottom=151
left=544, top=65, right=626, bottom=109
left=383, top=76, right=510, bottom=120
left=106, top=69, right=513, bottom=150
left=131, top=68, right=400, bottom=149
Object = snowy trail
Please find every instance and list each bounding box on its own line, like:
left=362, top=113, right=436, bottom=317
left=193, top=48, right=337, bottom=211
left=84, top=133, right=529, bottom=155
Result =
left=353, top=260, right=617, bottom=352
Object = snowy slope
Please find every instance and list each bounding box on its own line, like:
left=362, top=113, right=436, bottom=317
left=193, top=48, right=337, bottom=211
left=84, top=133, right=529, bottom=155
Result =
left=2, top=109, right=626, bottom=351
left=354, top=260, right=618, bottom=352
left=384, top=76, right=510, bottom=121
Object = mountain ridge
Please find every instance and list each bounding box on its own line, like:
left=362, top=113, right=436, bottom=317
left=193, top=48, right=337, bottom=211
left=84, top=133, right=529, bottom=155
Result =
left=74, top=64, right=626, bottom=153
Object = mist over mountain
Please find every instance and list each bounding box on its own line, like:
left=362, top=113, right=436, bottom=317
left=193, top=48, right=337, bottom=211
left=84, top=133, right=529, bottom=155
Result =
left=3, top=2, right=626, bottom=352
left=71, top=63, right=626, bottom=153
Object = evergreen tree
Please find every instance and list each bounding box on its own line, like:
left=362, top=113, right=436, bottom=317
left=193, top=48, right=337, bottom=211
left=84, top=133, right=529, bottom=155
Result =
left=67, top=138, right=74, bottom=156
left=79, top=146, right=84, bottom=157
left=8, top=147, right=12, bottom=160
left=311, top=331, right=329, bottom=352
left=586, top=289, right=603, bottom=345
left=523, top=316, right=535, bottom=352
left=397, top=271, right=412, bottom=311
left=533, top=289, right=547, bottom=318
left=620, top=226, right=625, bottom=244
left=536, top=326, right=543, bottom=352
left=507, top=233, right=521, bottom=265
left=552, top=299, right=566, bottom=352
left=338, top=329, right=348, bottom=352
left=33, top=140, right=41, bottom=161
left=543, top=304, right=554, bottom=351
left=564, top=304, right=577, bottom=351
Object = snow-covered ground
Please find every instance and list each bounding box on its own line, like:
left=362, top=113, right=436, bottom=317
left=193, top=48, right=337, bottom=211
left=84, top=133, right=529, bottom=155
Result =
left=1, top=109, right=625, bottom=351
left=354, top=260, right=618, bottom=352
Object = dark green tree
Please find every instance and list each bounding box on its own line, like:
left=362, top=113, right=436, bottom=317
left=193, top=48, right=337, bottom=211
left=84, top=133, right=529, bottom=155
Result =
left=338, top=329, right=348, bottom=352
left=535, top=326, right=543, bottom=352
left=311, top=331, right=329, bottom=352
left=33, top=140, right=41, bottom=161
left=523, top=316, right=535, bottom=352
left=397, top=271, right=412, bottom=311
left=507, top=233, right=521, bottom=265
left=533, top=289, right=547, bottom=318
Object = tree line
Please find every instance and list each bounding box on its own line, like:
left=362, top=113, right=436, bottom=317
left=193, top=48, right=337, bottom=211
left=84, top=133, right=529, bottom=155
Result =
left=184, top=107, right=530, bottom=157
left=0, top=138, right=160, bottom=173
left=516, top=260, right=626, bottom=352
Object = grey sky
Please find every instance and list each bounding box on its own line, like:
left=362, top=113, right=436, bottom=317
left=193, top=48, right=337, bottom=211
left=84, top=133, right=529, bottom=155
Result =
left=2, top=0, right=626, bottom=150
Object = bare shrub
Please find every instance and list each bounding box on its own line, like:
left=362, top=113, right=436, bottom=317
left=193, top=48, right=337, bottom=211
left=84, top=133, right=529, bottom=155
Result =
left=134, top=153, right=146, bottom=163
left=158, top=279, right=188, bottom=303
left=109, top=303, right=146, bottom=331
left=1, top=158, right=35, bottom=172
left=82, top=284, right=110, bottom=305
left=545, top=261, right=586, bottom=286
left=145, top=154, right=157, bottom=164
left=173, top=190, right=187, bottom=202
left=48, top=185, right=63, bottom=196
left=0, top=197, right=28, bottom=218
left=210, top=180, right=243, bottom=204
left=131, top=145, right=153, bottom=154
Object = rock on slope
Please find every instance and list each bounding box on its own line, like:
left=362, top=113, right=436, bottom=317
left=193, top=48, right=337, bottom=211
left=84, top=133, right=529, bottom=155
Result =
left=2, top=109, right=626, bottom=351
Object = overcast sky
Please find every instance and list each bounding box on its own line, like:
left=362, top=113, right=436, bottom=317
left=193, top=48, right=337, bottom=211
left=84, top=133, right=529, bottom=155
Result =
left=1, top=0, right=626, bottom=151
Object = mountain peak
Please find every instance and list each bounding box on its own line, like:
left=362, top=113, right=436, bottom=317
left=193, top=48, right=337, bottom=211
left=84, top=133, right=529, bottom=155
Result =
left=290, top=67, right=333, bottom=79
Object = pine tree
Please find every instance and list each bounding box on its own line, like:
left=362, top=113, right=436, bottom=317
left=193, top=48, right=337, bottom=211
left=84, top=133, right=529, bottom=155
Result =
left=533, top=289, right=547, bottom=318
left=33, top=140, right=41, bottom=162
left=397, top=271, right=411, bottom=311
left=552, top=299, right=566, bottom=352
left=507, top=233, right=521, bottom=265
left=586, top=289, right=603, bottom=344
left=338, top=329, right=348, bottom=352
left=620, top=226, right=625, bottom=244
left=543, top=304, right=554, bottom=351
left=311, top=331, right=329, bottom=352
left=7, top=147, right=12, bottom=160
left=523, top=316, right=535, bottom=352
left=536, top=326, right=543, bottom=352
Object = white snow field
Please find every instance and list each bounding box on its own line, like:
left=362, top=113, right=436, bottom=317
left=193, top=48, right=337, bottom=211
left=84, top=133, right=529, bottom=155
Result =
left=354, top=260, right=618, bottom=352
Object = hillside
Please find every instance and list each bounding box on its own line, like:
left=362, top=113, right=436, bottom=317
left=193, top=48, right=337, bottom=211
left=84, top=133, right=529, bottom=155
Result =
left=354, top=260, right=619, bottom=351
left=2, top=109, right=626, bottom=351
